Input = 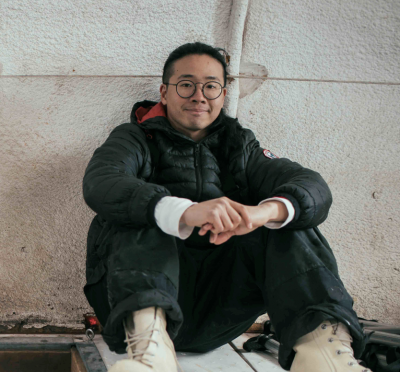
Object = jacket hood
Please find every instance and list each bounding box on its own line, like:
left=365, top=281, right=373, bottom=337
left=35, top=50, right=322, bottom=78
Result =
left=130, top=100, right=230, bottom=143
left=130, top=100, right=164, bottom=125
left=134, top=101, right=168, bottom=124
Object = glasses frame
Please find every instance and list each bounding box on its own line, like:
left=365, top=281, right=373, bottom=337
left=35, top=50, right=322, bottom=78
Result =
left=163, top=80, right=225, bottom=100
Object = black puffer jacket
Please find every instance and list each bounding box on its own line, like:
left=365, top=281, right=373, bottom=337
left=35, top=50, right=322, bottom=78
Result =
left=82, top=100, right=333, bottom=345
left=84, top=100, right=332, bottom=231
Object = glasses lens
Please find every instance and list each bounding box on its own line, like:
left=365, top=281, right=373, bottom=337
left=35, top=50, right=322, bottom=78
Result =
left=176, top=80, right=223, bottom=99
left=177, top=81, right=195, bottom=98
left=203, top=81, right=222, bottom=99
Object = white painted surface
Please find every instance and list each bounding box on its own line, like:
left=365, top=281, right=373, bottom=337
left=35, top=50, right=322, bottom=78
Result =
left=242, top=0, right=400, bottom=82
left=176, top=346, right=253, bottom=372
left=0, top=0, right=231, bottom=76
left=93, top=335, right=254, bottom=371
left=223, top=0, right=249, bottom=117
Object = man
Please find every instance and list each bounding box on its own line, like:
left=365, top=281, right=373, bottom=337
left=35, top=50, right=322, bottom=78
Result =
left=83, top=42, right=371, bottom=372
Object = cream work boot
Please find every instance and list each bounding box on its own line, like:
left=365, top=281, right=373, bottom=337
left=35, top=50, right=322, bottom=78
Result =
left=108, top=306, right=179, bottom=372
left=290, top=320, right=372, bottom=372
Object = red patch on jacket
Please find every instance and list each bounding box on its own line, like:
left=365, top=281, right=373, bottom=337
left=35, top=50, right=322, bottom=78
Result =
left=263, top=149, right=279, bottom=159
left=135, top=102, right=167, bottom=124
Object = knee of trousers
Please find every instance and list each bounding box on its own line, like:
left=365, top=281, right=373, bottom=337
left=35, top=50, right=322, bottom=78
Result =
left=263, top=227, right=340, bottom=291
left=261, top=228, right=366, bottom=366
left=107, top=226, right=181, bottom=304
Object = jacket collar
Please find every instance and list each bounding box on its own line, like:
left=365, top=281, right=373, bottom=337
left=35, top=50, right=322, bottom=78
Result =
left=130, top=100, right=227, bottom=144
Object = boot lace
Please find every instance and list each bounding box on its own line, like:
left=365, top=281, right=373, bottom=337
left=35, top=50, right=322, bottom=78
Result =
left=123, top=316, right=159, bottom=361
left=323, top=322, right=371, bottom=371
left=123, top=314, right=184, bottom=372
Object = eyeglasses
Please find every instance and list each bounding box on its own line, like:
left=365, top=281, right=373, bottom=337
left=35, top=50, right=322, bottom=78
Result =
left=163, top=80, right=225, bottom=100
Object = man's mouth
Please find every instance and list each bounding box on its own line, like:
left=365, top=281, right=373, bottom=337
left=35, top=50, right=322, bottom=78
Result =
left=185, top=109, right=208, bottom=115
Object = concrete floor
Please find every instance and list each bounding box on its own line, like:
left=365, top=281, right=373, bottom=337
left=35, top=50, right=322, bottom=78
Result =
left=94, top=333, right=285, bottom=371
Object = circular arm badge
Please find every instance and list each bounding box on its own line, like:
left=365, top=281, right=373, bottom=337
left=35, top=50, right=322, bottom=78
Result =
left=263, top=149, right=279, bottom=159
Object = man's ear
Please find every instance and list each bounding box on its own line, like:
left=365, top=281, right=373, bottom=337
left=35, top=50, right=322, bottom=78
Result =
left=220, top=87, right=227, bottom=103
left=160, top=84, right=167, bottom=105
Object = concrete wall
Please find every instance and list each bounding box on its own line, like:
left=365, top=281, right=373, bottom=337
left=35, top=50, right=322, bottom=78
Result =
left=0, top=0, right=399, bottom=330
left=239, top=0, right=400, bottom=323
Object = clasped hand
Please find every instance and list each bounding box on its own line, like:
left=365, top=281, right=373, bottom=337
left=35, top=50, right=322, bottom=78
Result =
left=180, top=197, right=285, bottom=245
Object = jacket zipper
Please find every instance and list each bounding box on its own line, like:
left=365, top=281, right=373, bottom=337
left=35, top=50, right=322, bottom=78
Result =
left=194, top=144, right=202, bottom=201
left=192, top=127, right=225, bottom=202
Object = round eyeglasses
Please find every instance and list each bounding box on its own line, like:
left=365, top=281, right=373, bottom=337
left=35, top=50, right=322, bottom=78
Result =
left=164, top=80, right=224, bottom=100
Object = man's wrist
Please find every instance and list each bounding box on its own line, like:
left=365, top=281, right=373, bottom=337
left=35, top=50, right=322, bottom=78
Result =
left=155, top=196, right=197, bottom=239
left=257, top=201, right=289, bottom=224
left=180, top=204, right=195, bottom=226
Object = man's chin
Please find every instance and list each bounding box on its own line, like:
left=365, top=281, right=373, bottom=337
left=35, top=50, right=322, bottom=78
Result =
left=184, top=114, right=210, bottom=127
left=187, top=119, right=212, bottom=131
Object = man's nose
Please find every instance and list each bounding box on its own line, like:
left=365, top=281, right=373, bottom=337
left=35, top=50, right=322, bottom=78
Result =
left=190, top=84, right=206, bottom=102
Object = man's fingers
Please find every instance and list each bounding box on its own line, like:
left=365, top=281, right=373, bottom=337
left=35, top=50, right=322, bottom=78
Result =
left=210, top=198, right=242, bottom=233
left=225, top=204, right=242, bottom=230
left=209, top=211, right=224, bottom=235
left=199, top=223, right=213, bottom=236
left=207, top=202, right=236, bottom=234
left=218, top=209, right=236, bottom=231
left=184, top=197, right=252, bottom=234
left=210, top=232, right=217, bottom=244
left=230, top=201, right=253, bottom=229
left=211, top=231, right=234, bottom=245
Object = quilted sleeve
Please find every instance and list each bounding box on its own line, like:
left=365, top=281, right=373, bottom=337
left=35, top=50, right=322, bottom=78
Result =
left=83, top=123, right=171, bottom=228
left=243, top=130, right=332, bottom=229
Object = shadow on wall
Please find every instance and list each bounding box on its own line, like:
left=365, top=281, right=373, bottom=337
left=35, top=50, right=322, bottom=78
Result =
left=1, top=152, right=95, bottom=325
left=0, top=75, right=167, bottom=327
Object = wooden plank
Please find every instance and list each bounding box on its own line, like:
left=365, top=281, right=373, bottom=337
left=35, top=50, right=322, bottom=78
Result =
left=230, top=334, right=284, bottom=372
left=246, top=324, right=264, bottom=333
left=71, top=347, right=87, bottom=372
left=0, top=350, right=71, bottom=372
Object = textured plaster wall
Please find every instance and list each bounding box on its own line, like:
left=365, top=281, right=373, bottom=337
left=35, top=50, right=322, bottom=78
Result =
left=0, top=0, right=233, bottom=329
left=241, top=0, right=400, bottom=82
left=0, top=77, right=163, bottom=329
left=239, top=0, right=400, bottom=323
left=0, top=0, right=399, bottom=330
left=0, top=0, right=231, bottom=75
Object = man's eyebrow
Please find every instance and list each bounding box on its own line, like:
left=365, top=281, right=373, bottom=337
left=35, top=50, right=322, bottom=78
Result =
left=177, top=74, right=221, bottom=82
left=205, top=76, right=220, bottom=81
left=177, top=74, right=194, bottom=80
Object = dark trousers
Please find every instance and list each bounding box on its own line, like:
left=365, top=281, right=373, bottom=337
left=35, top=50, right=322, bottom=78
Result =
left=85, top=226, right=367, bottom=371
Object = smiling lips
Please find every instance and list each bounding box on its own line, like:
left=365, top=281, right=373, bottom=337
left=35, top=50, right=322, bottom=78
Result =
left=185, top=108, right=209, bottom=114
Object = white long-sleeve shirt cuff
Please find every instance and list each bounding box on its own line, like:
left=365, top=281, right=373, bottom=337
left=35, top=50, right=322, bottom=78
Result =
left=154, top=196, right=197, bottom=239
left=258, top=197, right=295, bottom=229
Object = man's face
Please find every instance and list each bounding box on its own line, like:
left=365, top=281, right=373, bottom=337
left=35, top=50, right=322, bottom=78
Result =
left=160, top=54, right=227, bottom=142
